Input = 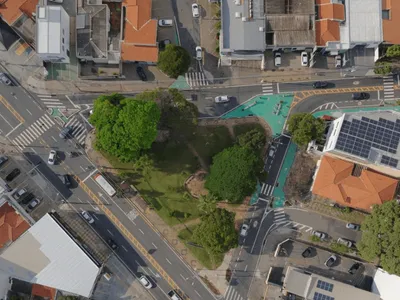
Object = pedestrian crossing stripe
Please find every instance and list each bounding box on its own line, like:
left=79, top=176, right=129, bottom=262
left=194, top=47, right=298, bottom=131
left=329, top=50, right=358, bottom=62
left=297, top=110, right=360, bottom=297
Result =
left=38, top=94, right=66, bottom=108
left=185, top=72, right=209, bottom=87
left=262, top=83, right=273, bottom=95
left=261, top=183, right=274, bottom=196
left=225, top=286, right=244, bottom=300
left=65, top=116, right=87, bottom=144
left=383, top=76, right=394, bottom=100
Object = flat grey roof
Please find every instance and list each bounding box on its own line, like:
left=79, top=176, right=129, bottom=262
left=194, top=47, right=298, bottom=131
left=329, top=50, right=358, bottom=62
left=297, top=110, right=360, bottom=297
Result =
left=265, top=0, right=314, bottom=15
left=221, top=0, right=265, bottom=51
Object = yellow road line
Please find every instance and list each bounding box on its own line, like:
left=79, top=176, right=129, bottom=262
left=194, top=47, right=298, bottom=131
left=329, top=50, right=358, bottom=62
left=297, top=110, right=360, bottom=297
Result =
left=0, top=95, right=24, bottom=123
left=74, top=176, right=185, bottom=298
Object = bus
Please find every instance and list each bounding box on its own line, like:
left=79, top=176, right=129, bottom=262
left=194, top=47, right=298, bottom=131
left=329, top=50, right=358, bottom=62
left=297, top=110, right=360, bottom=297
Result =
left=94, top=174, right=116, bottom=197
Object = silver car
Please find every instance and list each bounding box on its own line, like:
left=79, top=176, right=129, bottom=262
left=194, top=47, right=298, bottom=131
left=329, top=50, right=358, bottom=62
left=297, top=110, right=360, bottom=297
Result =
left=312, top=230, right=327, bottom=240
left=337, top=237, right=353, bottom=248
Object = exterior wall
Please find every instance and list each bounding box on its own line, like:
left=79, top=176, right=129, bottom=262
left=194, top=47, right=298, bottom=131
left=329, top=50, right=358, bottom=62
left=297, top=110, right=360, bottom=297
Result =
left=323, top=115, right=344, bottom=152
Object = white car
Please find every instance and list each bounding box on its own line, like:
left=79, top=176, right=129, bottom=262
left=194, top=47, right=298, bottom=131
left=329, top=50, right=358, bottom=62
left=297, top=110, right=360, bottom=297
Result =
left=312, top=230, right=326, bottom=240
left=240, top=224, right=249, bottom=236
left=139, top=275, right=153, bottom=289
left=274, top=52, right=281, bottom=67
left=335, top=55, right=342, bottom=68
left=215, top=95, right=230, bottom=103
left=13, top=188, right=27, bottom=200
left=158, top=19, right=173, bottom=27
left=337, top=237, right=353, bottom=248
left=48, top=150, right=56, bottom=165
left=27, top=198, right=41, bottom=210
left=195, top=46, right=202, bottom=61
left=301, top=52, right=308, bottom=67
left=192, top=3, right=200, bottom=18
left=81, top=210, right=95, bottom=224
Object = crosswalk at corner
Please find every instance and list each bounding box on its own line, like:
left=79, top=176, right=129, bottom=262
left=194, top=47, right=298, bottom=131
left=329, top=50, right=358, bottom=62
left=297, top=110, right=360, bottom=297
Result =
left=185, top=72, right=209, bottom=87
left=262, top=83, right=273, bottom=95
left=272, top=208, right=313, bottom=233
left=224, top=286, right=244, bottom=300
left=383, top=76, right=394, bottom=100
left=273, top=208, right=287, bottom=225
left=260, top=182, right=274, bottom=196
left=37, top=94, right=66, bottom=109
left=65, top=116, right=88, bottom=145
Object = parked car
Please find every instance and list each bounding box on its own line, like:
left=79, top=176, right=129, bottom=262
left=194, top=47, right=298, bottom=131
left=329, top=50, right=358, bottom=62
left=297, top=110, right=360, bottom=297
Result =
left=215, top=95, right=230, bottom=103
left=107, top=238, right=119, bottom=250
left=346, top=223, right=360, bottom=231
left=63, top=174, right=72, bottom=188
left=240, top=224, right=249, bottom=236
left=13, top=188, right=27, bottom=200
left=0, top=73, right=12, bottom=85
left=192, top=3, right=200, bottom=18
left=274, top=52, right=282, bottom=67
left=0, top=156, right=8, bottom=167
left=139, top=275, right=153, bottom=289
left=268, top=146, right=276, bottom=157
left=48, top=0, right=63, bottom=3
left=312, top=230, right=326, bottom=240
left=352, top=92, right=368, bottom=100
left=59, top=126, right=72, bottom=139
left=6, top=168, right=20, bottom=182
left=195, top=46, right=203, bottom=61
left=81, top=210, right=95, bottom=224
left=159, top=39, right=171, bottom=50
left=312, top=81, right=328, bottom=89
left=27, top=198, right=41, bottom=210
left=337, top=237, right=353, bottom=248
left=48, top=150, right=57, bottom=165
left=335, top=55, right=342, bottom=68
left=324, top=254, right=337, bottom=267
left=158, top=19, right=173, bottom=27
left=136, top=66, right=147, bottom=81
left=20, top=193, right=35, bottom=205
left=348, top=262, right=362, bottom=274
left=301, top=52, right=308, bottom=67
left=301, top=247, right=314, bottom=258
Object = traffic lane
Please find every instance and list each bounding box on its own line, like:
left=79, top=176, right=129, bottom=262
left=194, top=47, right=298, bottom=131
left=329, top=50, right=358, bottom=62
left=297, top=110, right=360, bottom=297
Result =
left=291, top=92, right=380, bottom=114
left=0, top=102, right=20, bottom=132
left=264, top=135, right=290, bottom=185
left=279, top=77, right=384, bottom=93
left=285, top=209, right=362, bottom=242
left=81, top=178, right=213, bottom=300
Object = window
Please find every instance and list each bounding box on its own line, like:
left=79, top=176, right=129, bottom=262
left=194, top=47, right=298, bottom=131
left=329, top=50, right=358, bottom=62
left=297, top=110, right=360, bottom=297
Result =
left=314, top=292, right=334, bottom=300
left=382, top=10, right=390, bottom=20
left=316, top=280, right=334, bottom=292
left=62, top=45, right=64, bottom=52
left=67, top=49, right=70, bottom=57
left=63, top=29, right=65, bottom=35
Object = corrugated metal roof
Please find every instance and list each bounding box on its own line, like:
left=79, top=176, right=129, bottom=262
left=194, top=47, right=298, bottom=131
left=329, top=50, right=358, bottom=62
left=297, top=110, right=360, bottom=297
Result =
left=0, top=214, right=100, bottom=297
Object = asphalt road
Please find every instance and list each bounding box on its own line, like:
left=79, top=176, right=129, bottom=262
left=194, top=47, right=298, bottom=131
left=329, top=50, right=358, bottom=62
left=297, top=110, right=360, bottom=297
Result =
left=0, top=83, right=215, bottom=300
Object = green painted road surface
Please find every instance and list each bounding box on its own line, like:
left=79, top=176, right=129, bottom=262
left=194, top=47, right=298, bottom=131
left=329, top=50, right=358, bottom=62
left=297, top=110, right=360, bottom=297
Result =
left=250, top=181, right=262, bottom=205
left=222, top=94, right=294, bottom=135
left=313, top=105, right=400, bottom=118
left=170, top=75, right=191, bottom=90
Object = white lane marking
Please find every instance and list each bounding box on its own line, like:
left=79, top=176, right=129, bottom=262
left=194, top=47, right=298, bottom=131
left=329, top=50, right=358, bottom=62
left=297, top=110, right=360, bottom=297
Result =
left=25, top=127, right=39, bottom=139
left=29, top=124, right=42, bottom=136
left=77, top=197, right=83, bottom=203
left=80, top=166, right=86, bottom=172
left=107, top=229, right=114, bottom=236
left=66, top=95, right=78, bottom=108
left=194, top=290, right=201, bottom=297
left=180, top=274, right=187, bottom=281
left=139, top=229, right=144, bottom=235
left=5, top=122, right=22, bottom=137
left=93, top=214, right=99, bottom=220
left=151, top=242, right=158, bottom=249
left=14, top=136, right=27, bottom=147
left=51, top=136, right=57, bottom=142
left=26, top=109, right=32, bottom=115
left=20, top=131, right=33, bottom=144
left=31, top=122, right=45, bottom=134
left=43, top=114, right=55, bottom=124
left=83, top=168, right=98, bottom=182
left=244, top=265, right=248, bottom=272
left=0, top=112, right=14, bottom=128
left=166, top=258, right=172, bottom=265
left=38, top=94, right=52, bottom=98
left=122, top=245, right=128, bottom=252
left=29, top=147, right=37, bottom=154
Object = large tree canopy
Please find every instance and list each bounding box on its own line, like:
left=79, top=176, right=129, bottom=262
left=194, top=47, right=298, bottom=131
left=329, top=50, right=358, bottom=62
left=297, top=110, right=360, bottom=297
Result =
left=90, top=93, right=160, bottom=162
left=193, top=208, right=238, bottom=254
left=287, top=113, right=325, bottom=146
left=205, top=145, right=260, bottom=203
left=158, top=44, right=191, bottom=78
left=357, top=201, right=400, bottom=275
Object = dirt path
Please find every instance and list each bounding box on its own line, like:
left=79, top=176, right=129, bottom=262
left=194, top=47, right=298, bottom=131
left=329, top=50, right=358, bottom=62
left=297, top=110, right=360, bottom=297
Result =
left=171, top=217, right=202, bottom=232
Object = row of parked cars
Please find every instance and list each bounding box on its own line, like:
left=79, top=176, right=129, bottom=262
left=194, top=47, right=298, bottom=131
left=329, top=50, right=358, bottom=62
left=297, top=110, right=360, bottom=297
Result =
left=274, top=51, right=343, bottom=68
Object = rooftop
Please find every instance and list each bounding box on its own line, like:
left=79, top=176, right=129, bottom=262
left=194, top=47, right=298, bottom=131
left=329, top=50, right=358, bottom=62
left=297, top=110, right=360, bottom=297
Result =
left=0, top=0, right=38, bottom=25
left=284, top=266, right=381, bottom=300
left=0, top=201, right=30, bottom=249
left=372, top=268, right=400, bottom=300
left=221, top=0, right=265, bottom=51
left=36, top=6, right=62, bottom=55
left=121, top=0, right=158, bottom=62
left=382, top=0, right=400, bottom=44
left=265, top=0, right=314, bottom=15
left=0, top=213, right=101, bottom=297
left=312, top=155, right=398, bottom=211
left=31, top=284, right=56, bottom=300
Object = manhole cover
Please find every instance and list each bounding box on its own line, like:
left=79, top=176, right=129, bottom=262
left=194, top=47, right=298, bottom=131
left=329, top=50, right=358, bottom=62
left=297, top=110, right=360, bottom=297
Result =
left=358, top=101, right=362, bottom=106
left=353, top=81, right=360, bottom=85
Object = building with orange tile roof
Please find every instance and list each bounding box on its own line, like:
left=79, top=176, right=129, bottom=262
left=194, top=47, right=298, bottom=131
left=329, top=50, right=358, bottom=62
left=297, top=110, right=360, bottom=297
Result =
left=312, top=155, right=398, bottom=211
left=0, top=202, right=30, bottom=249
left=121, top=0, right=158, bottom=63
left=382, top=0, right=400, bottom=45
left=31, top=283, right=57, bottom=300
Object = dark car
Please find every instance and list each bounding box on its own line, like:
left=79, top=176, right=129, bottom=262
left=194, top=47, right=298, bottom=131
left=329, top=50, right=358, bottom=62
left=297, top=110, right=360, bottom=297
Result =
left=0, top=156, right=8, bottom=167
left=59, top=126, right=72, bottom=139
left=348, top=262, right=362, bottom=274
left=313, top=81, right=328, bottom=89
left=352, top=92, right=368, bottom=100
left=20, top=193, right=35, bottom=205
left=302, top=247, right=314, bottom=258
left=0, top=73, right=12, bottom=86
left=136, top=66, right=147, bottom=81
left=107, top=238, right=119, bottom=250
left=6, top=168, right=20, bottom=182
left=63, top=174, right=72, bottom=188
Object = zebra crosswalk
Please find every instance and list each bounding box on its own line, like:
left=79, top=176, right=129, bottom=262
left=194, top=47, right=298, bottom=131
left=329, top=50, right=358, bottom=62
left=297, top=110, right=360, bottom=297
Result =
left=273, top=208, right=313, bottom=232
left=273, top=208, right=287, bottom=225
left=383, top=76, right=394, bottom=100
left=65, top=116, right=88, bottom=145
left=262, top=83, right=273, bottom=95
left=260, top=182, right=274, bottom=196
left=225, top=286, right=244, bottom=300
left=12, top=114, right=55, bottom=151
left=185, top=72, right=209, bottom=87
left=37, top=94, right=66, bottom=109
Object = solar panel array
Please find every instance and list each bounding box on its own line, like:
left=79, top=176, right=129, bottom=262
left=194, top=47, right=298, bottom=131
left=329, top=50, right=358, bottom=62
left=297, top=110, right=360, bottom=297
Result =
left=314, top=292, right=335, bottom=300
left=381, top=155, right=399, bottom=168
left=317, top=280, right=334, bottom=292
left=336, top=116, right=400, bottom=167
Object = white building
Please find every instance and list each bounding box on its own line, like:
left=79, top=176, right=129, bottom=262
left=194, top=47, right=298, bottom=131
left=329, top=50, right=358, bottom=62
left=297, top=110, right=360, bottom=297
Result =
left=36, top=5, right=70, bottom=63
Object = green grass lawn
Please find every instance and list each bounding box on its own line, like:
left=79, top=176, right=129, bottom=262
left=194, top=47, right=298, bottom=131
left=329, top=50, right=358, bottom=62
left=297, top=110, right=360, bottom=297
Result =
left=178, top=225, right=224, bottom=270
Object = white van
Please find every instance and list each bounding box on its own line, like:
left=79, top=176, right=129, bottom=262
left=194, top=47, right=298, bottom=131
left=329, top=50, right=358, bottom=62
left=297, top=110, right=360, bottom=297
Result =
left=159, top=19, right=173, bottom=27
left=274, top=52, right=281, bottom=67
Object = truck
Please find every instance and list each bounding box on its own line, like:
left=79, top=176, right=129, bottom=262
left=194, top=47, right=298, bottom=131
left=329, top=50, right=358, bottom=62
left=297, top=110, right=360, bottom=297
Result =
left=93, top=174, right=116, bottom=197
left=167, top=290, right=183, bottom=300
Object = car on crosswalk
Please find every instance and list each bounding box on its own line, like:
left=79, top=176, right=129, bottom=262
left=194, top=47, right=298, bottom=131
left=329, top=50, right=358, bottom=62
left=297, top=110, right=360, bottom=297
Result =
left=59, top=126, right=72, bottom=139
